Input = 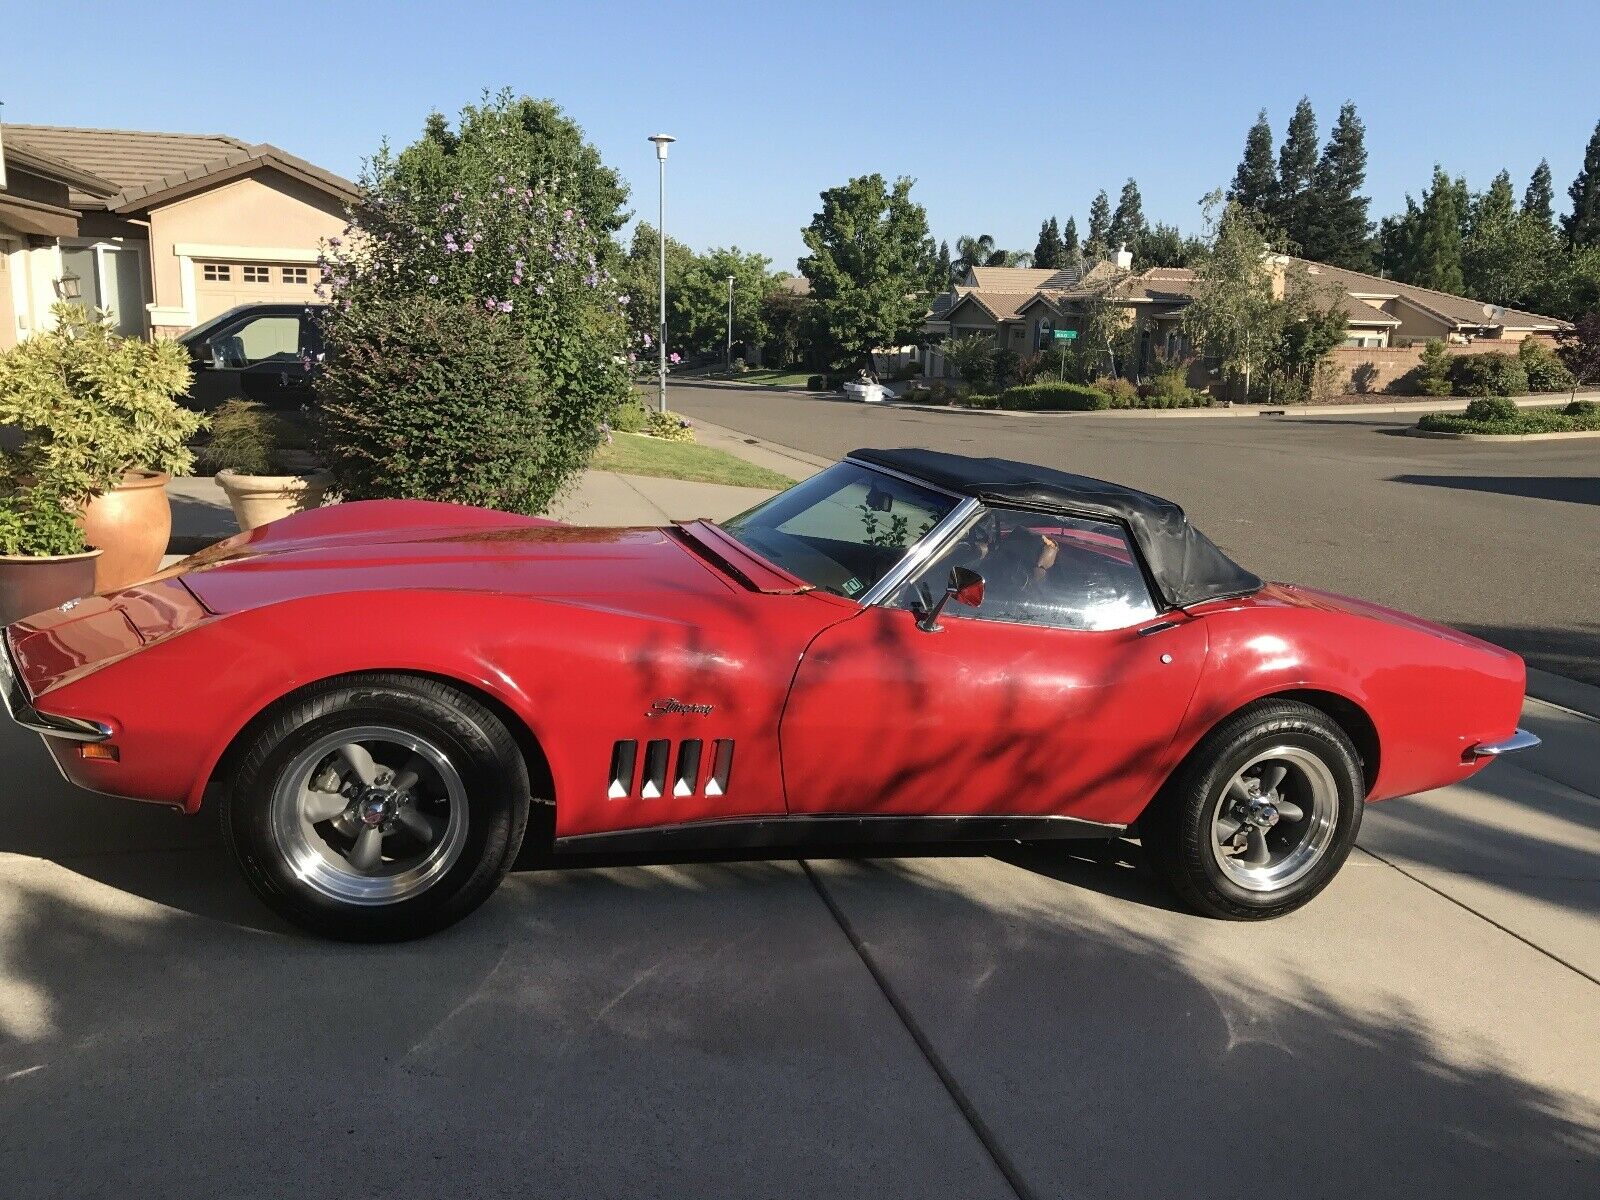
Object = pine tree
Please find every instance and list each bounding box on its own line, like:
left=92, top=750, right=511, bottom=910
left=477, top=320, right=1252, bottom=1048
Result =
left=1412, top=166, right=1466, bottom=294
left=1033, top=217, right=1064, bottom=269
left=1062, top=215, right=1080, bottom=258
left=935, top=240, right=952, bottom=287
left=1564, top=119, right=1600, bottom=248
left=1085, top=191, right=1112, bottom=260
left=1229, top=109, right=1277, bottom=214
left=1108, top=179, right=1147, bottom=257
left=1273, top=97, right=1320, bottom=250
left=1301, top=102, right=1371, bottom=269
left=1523, top=159, right=1555, bottom=227
left=1463, top=170, right=1554, bottom=307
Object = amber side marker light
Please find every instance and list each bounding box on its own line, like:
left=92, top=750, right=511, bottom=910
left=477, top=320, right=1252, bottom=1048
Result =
left=78, top=744, right=120, bottom=763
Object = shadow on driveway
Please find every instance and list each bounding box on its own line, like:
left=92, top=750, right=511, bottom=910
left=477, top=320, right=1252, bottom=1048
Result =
left=1389, top=473, right=1600, bottom=506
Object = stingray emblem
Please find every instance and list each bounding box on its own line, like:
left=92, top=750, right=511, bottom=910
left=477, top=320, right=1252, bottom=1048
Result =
left=647, top=697, right=714, bottom=718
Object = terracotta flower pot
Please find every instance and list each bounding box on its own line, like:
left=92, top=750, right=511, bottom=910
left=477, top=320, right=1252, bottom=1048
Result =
left=78, top=470, right=172, bottom=593
left=0, top=548, right=103, bottom=627
left=216, top=468, right=333, bottom=532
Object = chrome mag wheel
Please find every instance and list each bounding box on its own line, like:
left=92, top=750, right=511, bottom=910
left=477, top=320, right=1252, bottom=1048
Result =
left=270, top=725, right=469, bottom=905
left=1209, top=745, right=1339, bottom=892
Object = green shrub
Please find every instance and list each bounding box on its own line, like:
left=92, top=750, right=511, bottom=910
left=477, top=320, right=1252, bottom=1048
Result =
left=1415, top=340, right=1453, bottom=396
left=1565, top=398, right=1598, bottom=416
left=944, top=333, right=998, bottom=389
left=200, top=401, right=281, bottom=475
left=1463, top=397, right=1519, bottom=422
left=644, top=409, right=695, bottom=442
left=315, top=295, right=565, bottom=511
left=1143, top=367, right=1190, bottom=402
left=997, top=382, right=1110, bottom=411
left=1095, top=377, right=1139, bottom=405
left=0, top=484, right=87, bottom=557
left=611, top=401, right=650, bottom=433
left=1451, top=351, right=1528, bottom=398
left=957, top=389, right=999, bottom=409
left=0, top=303, right=201, bottom=503
left=1419, top=403, right=1600, bottom=435
left=1518, top=338, right=1575, bottom=392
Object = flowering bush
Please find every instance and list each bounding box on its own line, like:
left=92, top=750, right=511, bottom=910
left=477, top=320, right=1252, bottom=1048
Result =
left=315, top=93, right=633, bottom=513
left=643, top=410, right=696, bottom=442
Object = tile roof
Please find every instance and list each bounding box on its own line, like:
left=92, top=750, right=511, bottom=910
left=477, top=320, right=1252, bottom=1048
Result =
left=966, top=266, right=1082, bottom=291
left=948, top=291, right=1040, bottom=322
left=6, top=124, right=249, bottom=207
left=2, top=125, right=358, bottom=213
left=1292, top=260, right=1567, bottom=331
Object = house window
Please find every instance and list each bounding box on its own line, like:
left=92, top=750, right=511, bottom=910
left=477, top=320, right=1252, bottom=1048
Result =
left=282, top=266, right=309, bottom=285
left=243, top=265, right=270, bottom=283
left=202, top=263, right=231, bottom=282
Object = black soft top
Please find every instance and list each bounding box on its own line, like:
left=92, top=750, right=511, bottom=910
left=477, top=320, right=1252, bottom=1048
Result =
left=850, top=447, right=1263, bottom=609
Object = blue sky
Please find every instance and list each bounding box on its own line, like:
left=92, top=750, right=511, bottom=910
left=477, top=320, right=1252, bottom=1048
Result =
left=11, top=1, right=1600, bottom=270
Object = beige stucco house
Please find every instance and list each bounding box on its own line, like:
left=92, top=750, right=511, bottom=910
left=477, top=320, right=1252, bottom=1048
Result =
left=923, top=252, right=1572, bottom=384
left=0, top=123, right=356, bottom=347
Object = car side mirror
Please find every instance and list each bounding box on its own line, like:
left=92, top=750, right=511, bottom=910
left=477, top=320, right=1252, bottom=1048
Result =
left=915, top=566, right=984, bottom=633
left=190, top=339, right=215, bottom=368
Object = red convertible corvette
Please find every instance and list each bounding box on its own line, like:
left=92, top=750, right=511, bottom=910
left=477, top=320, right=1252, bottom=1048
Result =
left=3, top=449, right=1537, bottom=940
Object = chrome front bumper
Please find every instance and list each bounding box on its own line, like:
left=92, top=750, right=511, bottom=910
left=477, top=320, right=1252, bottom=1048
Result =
left=1468, top=729, right=1541, bottom=758
left=0, top=632, right=113, bottom=743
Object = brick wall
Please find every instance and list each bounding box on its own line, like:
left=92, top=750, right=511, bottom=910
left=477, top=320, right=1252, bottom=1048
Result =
left=1333, top=337, right=1559, bottom=395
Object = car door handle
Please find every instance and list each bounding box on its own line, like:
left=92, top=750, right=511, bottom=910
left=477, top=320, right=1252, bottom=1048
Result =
left=1137, top=619, right=1182, bottom=637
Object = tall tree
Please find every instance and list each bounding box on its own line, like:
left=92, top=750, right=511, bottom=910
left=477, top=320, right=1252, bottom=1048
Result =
left=935, top=240, right=952, bottom=287
left=1085, top=190, right=1112, bottom=260
left=1137, top=223, right=1206, bottom=268
left=1229, top=109, right=1277, bottom=215
left=1182, top=198, right=1280, bottom=398
left=1463, top=170, right=1557, bottom=308
left=675, top=246, right=776, bottom=358
left=1301, top=101, right=1372, bottom=269
left=1062, top=215, right=1080, bottom=259
left=1564, top=119, right=1600, bottom=248
left=952, top=234, right=1030, bottom=275
left=1033, top=217, right=1065, bottom=269
left=1524, top=159, right=1556, bottom=228
left=1378, top=198, right=1423, bottom=280
left=1273, top=97, right=1320, bottom=250
left=1411, top=166, right=1467, bottom=294
left=798, top=174, right=936, bottom=372
left=1108, top=179, right=1148, bottom=256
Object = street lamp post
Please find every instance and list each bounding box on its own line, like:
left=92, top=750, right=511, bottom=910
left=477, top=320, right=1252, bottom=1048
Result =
left=726, top=274, right=735, bottom=368
left=647, top=133, right=675, bottom=414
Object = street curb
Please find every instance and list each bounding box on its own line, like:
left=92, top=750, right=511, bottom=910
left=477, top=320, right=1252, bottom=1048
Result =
left=669, top=378, right=833, bottom=397
left=1526, top=668, right=1600, bottom=722
left=880, top=391, right=1600, bottom=421
left=1405, top=427, right=1600, bottom=442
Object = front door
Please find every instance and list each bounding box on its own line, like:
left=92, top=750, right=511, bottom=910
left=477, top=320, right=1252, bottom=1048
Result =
left=779, top=507, right=1209, bottom=828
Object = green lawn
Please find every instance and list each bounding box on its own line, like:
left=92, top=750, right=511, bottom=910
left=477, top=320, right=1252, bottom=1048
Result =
left=592, top=432, right=796, bottom=489
left=680, top=367, right=818, bottom=388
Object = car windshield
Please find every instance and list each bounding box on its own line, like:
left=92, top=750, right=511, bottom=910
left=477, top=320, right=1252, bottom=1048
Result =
left=717, top=462, right=957, bottom=599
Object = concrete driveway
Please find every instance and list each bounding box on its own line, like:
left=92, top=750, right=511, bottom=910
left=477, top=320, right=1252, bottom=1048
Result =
left=2, top=694, right=1595, bottom=1198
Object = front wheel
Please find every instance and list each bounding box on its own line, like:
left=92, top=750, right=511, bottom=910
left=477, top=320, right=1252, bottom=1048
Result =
left=1141, top=700, right=1364, bottom=920
left=222, top=674, right=530, bottom=941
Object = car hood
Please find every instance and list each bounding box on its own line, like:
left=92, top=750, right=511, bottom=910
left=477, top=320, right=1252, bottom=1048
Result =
left=173, top=500, right=739, bottom=616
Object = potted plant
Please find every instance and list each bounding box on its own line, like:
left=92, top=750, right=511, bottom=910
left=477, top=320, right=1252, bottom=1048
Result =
left=0, top=484, right=103, bottom=626
left=0, top=303, right=203, bottom=593
left=203, top=401, right=332, bottom=531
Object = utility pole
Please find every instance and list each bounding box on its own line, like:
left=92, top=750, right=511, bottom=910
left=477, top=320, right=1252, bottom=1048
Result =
left=726, top=274, right=735, bottom=367
left=647, top=134, right=675, bottom=413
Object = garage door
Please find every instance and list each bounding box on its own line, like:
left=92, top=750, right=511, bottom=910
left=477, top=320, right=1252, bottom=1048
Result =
left=194, top=260, right=320, bottom=323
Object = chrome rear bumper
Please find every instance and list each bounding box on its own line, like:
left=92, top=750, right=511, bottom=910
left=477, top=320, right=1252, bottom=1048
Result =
left=0, top=633, right=113, bottom=743
left=1468, top=729, right=1541, bottom=758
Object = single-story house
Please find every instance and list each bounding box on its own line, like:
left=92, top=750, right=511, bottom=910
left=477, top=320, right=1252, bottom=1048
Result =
left=1, top=122, right=356, bottom=347
left=922, top=249, right=1572, bottom=381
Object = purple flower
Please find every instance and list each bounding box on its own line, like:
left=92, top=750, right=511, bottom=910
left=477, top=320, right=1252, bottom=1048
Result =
left=427, top=273, right=438, bottom=285
left=534, top=284, right=546, bottom=296
left=462, top=240, right=475, bottom=254
left=642, top=333, right=652, bottom=349
left=498, top=299, right=514, bottom=313
left=669, top=352, right=681, bottom=365
left=618, top=294, right=630, bottom=306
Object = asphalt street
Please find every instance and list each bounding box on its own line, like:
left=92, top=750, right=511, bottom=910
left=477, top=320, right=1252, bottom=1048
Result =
left=664, top=385, right=1600, bottom=685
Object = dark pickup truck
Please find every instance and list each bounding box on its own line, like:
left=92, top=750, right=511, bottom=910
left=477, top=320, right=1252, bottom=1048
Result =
left=177, top=303, right=327, bottom=411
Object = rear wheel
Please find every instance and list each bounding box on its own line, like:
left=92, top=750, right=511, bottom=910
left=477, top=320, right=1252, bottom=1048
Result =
left=222, top=674, right=530, bottom=941
left=1142, top=700, right=1364, bottom=920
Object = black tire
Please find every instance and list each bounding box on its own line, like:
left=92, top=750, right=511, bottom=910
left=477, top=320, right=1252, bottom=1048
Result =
left=1141, top=700, right=1364, bottom=920
left=222, top=673, right=530, bottom=941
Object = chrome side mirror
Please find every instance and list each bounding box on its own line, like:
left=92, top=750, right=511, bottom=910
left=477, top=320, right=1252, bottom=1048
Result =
left=915, top=566, right=985, bottom=633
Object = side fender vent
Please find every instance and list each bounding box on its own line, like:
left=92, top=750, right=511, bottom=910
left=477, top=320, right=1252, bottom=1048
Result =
left=607, top=740, right=637, bottom=799
left=608, top=738, right=733, bottom=799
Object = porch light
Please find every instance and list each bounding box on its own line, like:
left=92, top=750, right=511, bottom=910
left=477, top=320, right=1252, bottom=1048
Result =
left=54, top=269, right=83, bottom=301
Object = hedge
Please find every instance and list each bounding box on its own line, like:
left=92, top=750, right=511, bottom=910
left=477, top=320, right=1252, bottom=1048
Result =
left=996, top=382, right=1110, bottom=411
left=1418, top=400, right=1600, bottom=436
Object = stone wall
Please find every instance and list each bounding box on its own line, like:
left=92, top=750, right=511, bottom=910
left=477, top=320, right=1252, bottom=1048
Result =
left=1333, top=337, right=1560, bottom=395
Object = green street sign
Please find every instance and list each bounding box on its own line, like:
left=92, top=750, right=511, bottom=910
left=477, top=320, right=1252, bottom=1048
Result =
left=1051, top=329, right=1078, bottom=341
